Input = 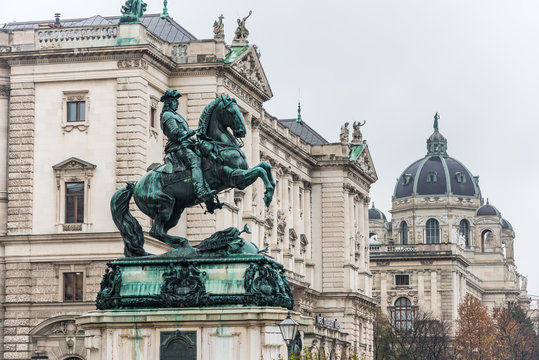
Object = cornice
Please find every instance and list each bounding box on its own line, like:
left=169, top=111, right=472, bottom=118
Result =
left=259, top=124, right=318, bottom=167
left=1, top=46, right=176, bottom=73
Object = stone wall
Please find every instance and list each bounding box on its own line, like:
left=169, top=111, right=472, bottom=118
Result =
left=7, top=82, right=34, bottom=234
left=2, top=260, right=107, bottom=360
left=116, top=76, right=149, bottom=227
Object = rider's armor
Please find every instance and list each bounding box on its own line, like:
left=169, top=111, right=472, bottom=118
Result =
left=161, top=110, right=214, bottom=201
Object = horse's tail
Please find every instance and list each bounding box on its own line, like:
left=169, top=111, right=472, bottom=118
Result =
left=110, top=182, right=147, bottom=257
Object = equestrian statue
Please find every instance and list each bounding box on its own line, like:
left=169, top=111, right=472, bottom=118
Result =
left=111, top=90, right=275, bottom=257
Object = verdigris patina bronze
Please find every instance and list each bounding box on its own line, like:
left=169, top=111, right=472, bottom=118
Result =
left=119, top=0, right=147, bottom=24
left=100, top=91, right=294, bottom=311
left=96, top=254, right=294, bottom=310
left=111, top=92, right=275, bottom=257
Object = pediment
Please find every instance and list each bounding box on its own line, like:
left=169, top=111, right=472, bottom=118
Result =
left=52, top=157, right=96, bottom=171
left=228, top=46, right=273, bottom=99
left=351, top=145, right=377, bottom=181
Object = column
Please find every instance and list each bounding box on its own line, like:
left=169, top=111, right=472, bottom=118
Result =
left=431, top=271, right=439, bottom=317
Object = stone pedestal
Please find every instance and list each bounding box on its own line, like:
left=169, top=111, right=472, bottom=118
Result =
left=78, top=307, right=308, bottom=360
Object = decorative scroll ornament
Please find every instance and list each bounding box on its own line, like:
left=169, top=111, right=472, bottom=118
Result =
left=96, top=265, right=122, bottom=309
left=160, top=264, right=208, bottom=306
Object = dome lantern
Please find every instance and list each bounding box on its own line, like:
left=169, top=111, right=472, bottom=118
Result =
left=426, top=112, right=448, bottom=156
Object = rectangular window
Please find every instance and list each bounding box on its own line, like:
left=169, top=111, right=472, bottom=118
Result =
left=67, top=101, right=86, bottom=122
left=150, top=107, right=156, bottom=128
left=396, top=274, right=410, bottom=286
left=65, top=182, right=84, bottom=223
left=63, top=272, right=83, bottom=301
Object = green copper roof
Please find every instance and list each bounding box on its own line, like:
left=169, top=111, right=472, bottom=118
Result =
left=223, top=46, right=249, bottom=63
left=346, top=144, right=365, bottom=161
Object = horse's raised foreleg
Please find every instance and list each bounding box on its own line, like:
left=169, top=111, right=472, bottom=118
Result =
left=224, top=165, right=274, bottom=207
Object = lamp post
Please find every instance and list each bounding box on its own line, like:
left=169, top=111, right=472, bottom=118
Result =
left=279, top=311, right=299, bottom=359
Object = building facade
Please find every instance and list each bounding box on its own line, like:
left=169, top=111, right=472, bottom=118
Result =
left=369, top=117, right=528, bottom=331
left=0, top=8, right=377, bottom=360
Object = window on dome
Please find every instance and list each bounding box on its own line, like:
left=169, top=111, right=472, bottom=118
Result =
left=427, top=171, right=437, bottom=183
left=400, top=221, right=408, bottom=245
left=455, top=172, right=467, bottom=184
left=402, top=174, right=412, bottom=185
left=459, top=219, right=470, bottom=246
left=426, top=219, right=440, bottom=244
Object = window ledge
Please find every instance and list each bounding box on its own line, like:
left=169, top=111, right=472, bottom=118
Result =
left=61, top=122, right=89, bottom=133
left=57, top=223, right=93, bottom=232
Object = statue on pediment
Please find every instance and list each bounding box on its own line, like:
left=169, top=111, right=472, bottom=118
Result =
left=233, top=10, right=252, bottom=45
left=213, top=14, right=225, bottom=41
left=340, top=122, right=350, bottom=143
left=351, top=120, right=366, bottom=144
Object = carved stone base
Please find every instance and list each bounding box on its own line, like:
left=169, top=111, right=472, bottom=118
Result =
left=78, top=307, right=309, bottom=360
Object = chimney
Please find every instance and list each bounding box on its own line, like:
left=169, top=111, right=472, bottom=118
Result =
left=54, top=13, right=61, bottom=25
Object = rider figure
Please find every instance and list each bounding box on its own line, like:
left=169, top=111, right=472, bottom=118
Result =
left=159, top=90, right=214, bottom=202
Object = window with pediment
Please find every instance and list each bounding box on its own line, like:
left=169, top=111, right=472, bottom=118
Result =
left=53, top=157, right=96, bottom=232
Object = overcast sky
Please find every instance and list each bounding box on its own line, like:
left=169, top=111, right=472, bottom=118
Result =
left=3, top=1, right=538, bottom=296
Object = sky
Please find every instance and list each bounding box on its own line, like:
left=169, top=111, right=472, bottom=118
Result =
left=2, top=1, right=539, bottom=296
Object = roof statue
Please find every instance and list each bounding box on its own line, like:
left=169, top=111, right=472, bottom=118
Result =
left=213, top=14, right=224, bottom=41
left=119, top=0, right=147, bottom=24
left=351, top=120, right=366, bottom=144
left=340, top=122, right=350, bottom=144
left=160, top=0, right=169, bottom=19
left=233, top=10, right=252, bottom=45
left=434, top=111, right=440, bottom=131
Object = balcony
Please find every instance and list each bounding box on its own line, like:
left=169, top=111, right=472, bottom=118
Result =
left=370, top=243, right=465, bottom=258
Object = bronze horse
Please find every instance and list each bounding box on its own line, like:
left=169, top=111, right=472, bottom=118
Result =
left=111, top=95, right=275, bottom=256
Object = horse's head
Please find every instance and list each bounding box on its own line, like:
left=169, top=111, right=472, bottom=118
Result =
left=219, top=94, right=246, bottom=139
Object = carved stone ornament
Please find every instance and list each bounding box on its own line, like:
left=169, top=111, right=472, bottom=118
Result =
left=277, top=209, right=287, bottom=234
left=117, top=59, right=148, bottom=70
left=420, top=259, right=434, bottom=265
left=230, top=51, right=268, bottom=93
left=223, top=77, right=262, bottom=110
left=265, top=205, right=275, bottom=228
left=0, top=85, right=9, bottom=98
left=358, top=151, right=375, bottom=177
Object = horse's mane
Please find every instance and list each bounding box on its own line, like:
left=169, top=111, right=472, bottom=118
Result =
left=198, top=97, right=222, bottom=137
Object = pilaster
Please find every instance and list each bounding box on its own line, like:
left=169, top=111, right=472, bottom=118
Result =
left=7, top=82, right=34, bottom=234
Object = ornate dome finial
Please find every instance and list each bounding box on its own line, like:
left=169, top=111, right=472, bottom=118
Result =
left=434, top=112, right=440, bottom=131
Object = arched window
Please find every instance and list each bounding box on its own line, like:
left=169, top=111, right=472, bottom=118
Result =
left=459, top=219, right=470, bottom=246
left=481, top=229, right=492, bottom=252
left=394, top=297, right=412, bottom=330
left=426, top=219, right=440, bottom=244
left=400, top=222, right=408, bottom=245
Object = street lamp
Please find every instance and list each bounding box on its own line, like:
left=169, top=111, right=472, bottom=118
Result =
left=279, top=311, right=299, bottom=358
